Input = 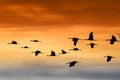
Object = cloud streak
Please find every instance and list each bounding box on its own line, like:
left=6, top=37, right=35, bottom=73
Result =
left=0, top=0, right=120, bottom=28
left=0, top=62, right=120, bottom=80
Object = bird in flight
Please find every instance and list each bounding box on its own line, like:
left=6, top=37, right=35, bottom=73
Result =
left=59, top=49, right=69, bottom=54
left=104, top=55, right=116, bottom=62
left=21, top=46, right=30, bottom=49
left=32, top=50, right=43, bottom=56
left=106, top=35, right=119, bottom=45
left=69, top=48, right=81, bottom=51
left=86, top=43, right=98, bottom=48
left=66, top=61, right=80, bottom=67
left=30, top=40, right=41, bottom=42
left=68, top=37, right=82, bottom=46
left=47, top=50, right=58, bottom=56
left=84, top=32, right=96, bottom=41
left=8, top=40, right=19, bottom=45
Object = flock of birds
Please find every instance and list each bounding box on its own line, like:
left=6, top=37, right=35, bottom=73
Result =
left=7, top=32, right=120, bottom=67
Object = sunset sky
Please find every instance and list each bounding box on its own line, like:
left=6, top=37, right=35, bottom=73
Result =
left=0, top=0, right=120, bottom=80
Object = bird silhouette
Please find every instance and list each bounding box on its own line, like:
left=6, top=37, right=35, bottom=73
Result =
left=86, top=43, right=98, bottom=48
left=104, top=56, right=116, bottom=62
left=66, top=61, right=80, bottom=67
left=8, top=40, right=19, bottom=44
left=30, top=40, right=41, bottom=42
left=68, top=37, right=81, bottom=46
left=21, top=46, right=30, bottom=49
left=32, top=50, right=43, bottom=56
left=84, top=32, right=96, bottom=41
left=69, top=48, right=81, bottom=51
left=47, top=50, right=57, bottom=56
left=59, top=49, right=69, bottom=54
left=106, top=35, right=119, bottom=44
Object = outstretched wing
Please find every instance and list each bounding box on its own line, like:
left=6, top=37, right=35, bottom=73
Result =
left=35, top=53, right=39, bottom=56
left=90, top=44, right=94, bottom=48
left=51, top=51, right=56, bottom=56
left=110, top=40, right=115, bottom=44
left=73, top=38, right=79, bottom=46
left=107, top=57, right=112, bottom=62
left=112, top=35, right=117, bottom=41
left=88, top=32, right=94, bottom=40
left=62, top=49, right=67, bottom=54
left=69, top=62, right=76, bottom=67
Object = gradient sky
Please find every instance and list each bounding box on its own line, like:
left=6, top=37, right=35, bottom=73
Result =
left=0, top=0, right=120, bottom=80
left=0, top=0, right=120, bottom=27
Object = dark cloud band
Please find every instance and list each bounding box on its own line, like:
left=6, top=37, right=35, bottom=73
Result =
left=0, top=0, right=120, bottom=27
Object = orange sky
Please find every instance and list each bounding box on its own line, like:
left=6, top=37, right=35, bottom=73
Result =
left=0, top=0, right=120, bottom=29
left=0, top=1, right=120, bottom=80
